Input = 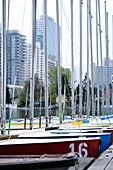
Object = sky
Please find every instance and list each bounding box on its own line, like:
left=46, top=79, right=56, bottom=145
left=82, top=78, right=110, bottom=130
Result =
left=0, top=0, right=113, bottom=81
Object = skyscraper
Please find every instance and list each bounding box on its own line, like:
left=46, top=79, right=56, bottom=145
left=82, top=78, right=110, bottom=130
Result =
left=36, top=15, right=57, bottom=63
left=6, top=30, right=27, bottom=86
left=25, top=43, right=41, bottom=81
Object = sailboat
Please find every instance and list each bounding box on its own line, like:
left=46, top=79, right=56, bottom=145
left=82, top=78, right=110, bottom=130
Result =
left=0, top=0, right=103, bottom=160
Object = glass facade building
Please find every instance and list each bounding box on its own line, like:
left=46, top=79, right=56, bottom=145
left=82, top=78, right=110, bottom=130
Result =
left=36, top=15, right=57, bottom=63
left=6, top=30, right=27, bottom=86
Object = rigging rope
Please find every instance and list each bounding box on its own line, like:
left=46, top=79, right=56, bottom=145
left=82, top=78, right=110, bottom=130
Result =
left=60, top=0, right=86, bottom=74
left=21, top=0, right=26, bottom=34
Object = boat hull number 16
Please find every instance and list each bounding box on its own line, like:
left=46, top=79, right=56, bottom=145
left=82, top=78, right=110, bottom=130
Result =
left=69, top=143, right=88, bottom=157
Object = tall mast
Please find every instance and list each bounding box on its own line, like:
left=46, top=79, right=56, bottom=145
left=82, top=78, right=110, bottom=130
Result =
left=112, top=15, right=113, bottom=114
left=96, top=0, right=99, bottom=116
left=71, top=0, right=74, bottom=119
left=98, top=0, right=104, bottom=116
left=79, top=0, right=83, bottom=118
left=89, top=0, right=94, bottom=117
left=105, top=1, right=110, bottom=115
left=44, top=0, right=48, bottom=127
left=30, top=0, right=37, bottom=129
left=87, top=0, right=89, bottom=118
left=1, top=0, right=6, bottom=135
left=56, top=0, right=62, bottom=124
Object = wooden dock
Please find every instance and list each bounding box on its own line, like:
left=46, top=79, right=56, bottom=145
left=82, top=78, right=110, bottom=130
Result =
left=88, top=145, right=113, bottom=170
left=68, top=157, right=95, bottom=170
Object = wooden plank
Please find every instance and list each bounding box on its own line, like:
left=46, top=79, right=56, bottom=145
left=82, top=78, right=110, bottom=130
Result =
left=68, top=158, right=94, bottom=170
left=78, top=158, right=95, bottom=170
left=0, top=134, right=19, bottom=140
left=88, top=150, right=113, bottom=170
left=105, top=159, right=113, bottom=170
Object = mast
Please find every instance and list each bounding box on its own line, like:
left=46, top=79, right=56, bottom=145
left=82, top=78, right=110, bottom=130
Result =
left=87, top=0, right=89, bottom=118
left=112, top=15, right=113, bottom=114
left=56, top=0, right=62, bottom=124
left=39, top=81, right=42, bottom=128
left=24, top=45, right=29, bottom=130
left=79, top=0, right=83, bottom=118
left=1, top=0, right=6, bottom=135
left=96, top=0, right=99, bottom=116
left=89, top=0, right=94, bottom=117
left=105, top=1, right=110, bottom=115
left=44, top=0, right=48, bottom=127
left=98, top=0, right=104, bottom=116
left=30, top=0, right=37, bottom=129
left=70, top=0, right=74, bottom=119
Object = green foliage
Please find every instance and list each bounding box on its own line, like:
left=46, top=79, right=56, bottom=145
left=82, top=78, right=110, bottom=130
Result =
left=48, top=67, right=58, bottom=102
left=19, top=73, right=44, bottom=107
left=34, top=73, right=44, bottom=102
left=99, top=97, right=102, bottom=104
left=61, top=67, right=71, bottom=100
left=19, top=88, right=26, bottom=107
left=48, top=66, right=71, bottom=103
left=19, top=79, right=30, bottom=107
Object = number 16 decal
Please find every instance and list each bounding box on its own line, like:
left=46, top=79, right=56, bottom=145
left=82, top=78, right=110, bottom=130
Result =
left=69, top=143, right=88, bottom=157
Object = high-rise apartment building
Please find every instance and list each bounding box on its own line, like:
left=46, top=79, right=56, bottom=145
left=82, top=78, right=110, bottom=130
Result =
left=36, top=15, right=57, bottom=63
left=25, top=44, right=56, bottom=84
left=93, top=58, right=113, bottom=88
left=25, top=43, right=41, bottom=80
left=6, top=30, right=27, bottom=86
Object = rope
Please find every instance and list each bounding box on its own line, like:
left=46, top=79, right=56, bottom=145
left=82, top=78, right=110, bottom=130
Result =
left=21, top=0, right=26, bottom=34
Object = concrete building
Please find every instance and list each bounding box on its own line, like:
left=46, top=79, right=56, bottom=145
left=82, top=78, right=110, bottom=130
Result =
left=25, top=43, right=41, bottom=81
left=93, top=58, right=113, bottom=88
left=6, top=30, right=27, bottom=86
left=25, top=45, right=56, bottom=84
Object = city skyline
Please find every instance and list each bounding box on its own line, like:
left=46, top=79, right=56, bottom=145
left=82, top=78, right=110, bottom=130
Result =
left=0, top=14, right=58, bottom=86
left=0, top=0, right=113, bottom=72
left=0, top=0, right=113, bottom=85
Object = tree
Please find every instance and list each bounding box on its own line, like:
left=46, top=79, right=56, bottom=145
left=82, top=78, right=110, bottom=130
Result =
left=48, top=66, right=71, bottom=103
left=48, top=67, right=58, bottom=103
left=19, top=73, right=44, bottom=107
left=61, top=67, right=71, bottom=101
left=34, top=73, right=44, bottom=103
left=19, top=88, right=26, bottom=107
left=76, top=73, right=92, bottom=107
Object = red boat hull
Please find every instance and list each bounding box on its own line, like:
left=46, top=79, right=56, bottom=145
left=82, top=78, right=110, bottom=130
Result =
left=0, top=138, right=101, bottom=158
